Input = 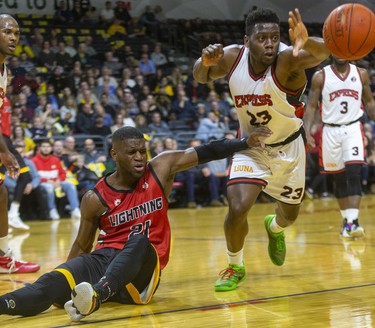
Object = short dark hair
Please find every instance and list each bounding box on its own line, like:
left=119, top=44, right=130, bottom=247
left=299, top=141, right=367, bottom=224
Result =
left=112, top=126, right=144, bottom=143
left=245, top=8, right=279, bottom=35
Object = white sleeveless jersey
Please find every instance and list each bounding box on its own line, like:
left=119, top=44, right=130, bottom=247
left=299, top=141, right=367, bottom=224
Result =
left=228, top=47, right=303, bottom=144
left=0, top=64, right=7, bottom=109
left=321, top=64, right=363, bottom=125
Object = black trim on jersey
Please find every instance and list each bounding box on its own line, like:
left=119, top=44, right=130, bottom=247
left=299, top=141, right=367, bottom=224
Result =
left=227, top=46, right=245, bottom=82
left=102, top=172, right=134, bottom=193
left=147, top=162, right=166, bottom=197
left=92, top=187, right=110, bottom=214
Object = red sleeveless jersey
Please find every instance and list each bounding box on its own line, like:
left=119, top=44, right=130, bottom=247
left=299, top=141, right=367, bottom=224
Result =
left=93, top=164, right=171, bottom=269
left=0, top=96, right=11, bottom=137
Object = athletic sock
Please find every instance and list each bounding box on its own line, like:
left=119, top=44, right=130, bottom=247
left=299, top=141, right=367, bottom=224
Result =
left=226, top=248, right=244, bottom=266
left=270, top=217, right=284, bottom=233
left=346, top=208, right=359, bottom=223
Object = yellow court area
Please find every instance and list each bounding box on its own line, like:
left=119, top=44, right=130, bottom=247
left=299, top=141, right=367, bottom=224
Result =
left=1, top=195, right=375, bottom=328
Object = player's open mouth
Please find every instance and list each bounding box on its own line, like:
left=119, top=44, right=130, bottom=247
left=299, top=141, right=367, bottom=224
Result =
left=8, top=45, right=15, bottom=51
left=134, top=165, right=145, bottom=172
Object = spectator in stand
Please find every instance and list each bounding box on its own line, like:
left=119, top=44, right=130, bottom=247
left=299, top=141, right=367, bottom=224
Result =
left=19, top=84, right=38, bottom=110
left=77, top=87, right=99, bottom=110
left=38, top=40, right=56, bottom=72
left=92, top=103, right=113, bottom=127
left=140, top=5, right=160, bottom=39
left=61, top=136, right=80, bottom=168
left=71, top=154, right=99, bottom=199
left=195, top=111, right=226, bottom=143
left=114, top=0, right=132, bottom=27
left=103, top=50, right=123, bottom=72
left=183, top=138, right=224, bottom=208
left=90, top=115, right=112, bottom=137
left=46, top=83, right=63, bottom=113
left=54, top=0, right=72, bottom=25
left=99, top=1, right=115, bottom=27
left=154, top=76, right=174, bottom=98
left=11, top=125, right=35, bottom=158
left=134, top=113, right=151, bottom=134
left=151, top=43, right=168, bottom=68
left=75, top=103, right=95, bottom=134
left=72, top=43, right=90, bottom=69
left=64, top=37, right=77, bottom=58
left=8, top=56, right=27, bottom=78
left=83, top=36, right=97, bottom=59
left=99, top=93, right=117, bottom=118
left=31, top=140, right=81, bottom=220
left=97, top=66, right=118, bottom=91
left=111, top=112, right=125, bottom=133
left=185, top=77, right=210, bottom=104
left=5, top=140, right=49, bottom=221
left=120, top=67, right=136, bottom=89
left=148, top=111, right=171, bottom=134
left=82, top=138, right=106, bottom=165
left=15, top=94, right=34, bottom=124
left=138, top=53, right=156, bottom=80
left=227, top=107, right=239, bottom=131
left=60, top=94, right=78, bottom=131
left=18, top=52, right=35, bottom=72
left=70, top=0, right=85, bottom=23
left=127, top=16, right=146, bottom=38
left=121, top=88, right=139, bottom=117
left=48, top=65, right=73, bottom=95
left=171, top=89, right=197, bottom=124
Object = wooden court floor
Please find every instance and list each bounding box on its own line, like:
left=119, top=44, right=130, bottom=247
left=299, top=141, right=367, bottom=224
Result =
left=1, top=195, right=375, bottom=327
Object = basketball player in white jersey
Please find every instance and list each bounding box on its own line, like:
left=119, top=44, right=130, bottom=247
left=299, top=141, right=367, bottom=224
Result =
left=304, top=56, right=375, bottom=238
left=193, top=8, right=330, bottom=291
left=0, top=14, right=40, bottom=273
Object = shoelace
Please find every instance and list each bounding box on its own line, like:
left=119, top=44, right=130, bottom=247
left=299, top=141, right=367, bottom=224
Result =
left=218, top=267, right=238, bottom=281
left=276, top=235, right=285, bottom=251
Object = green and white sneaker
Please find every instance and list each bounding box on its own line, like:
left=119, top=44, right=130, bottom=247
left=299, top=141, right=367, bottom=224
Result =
left=264, top=214, right=286, bottom=266
left=214, top=264, right=246, bottom=292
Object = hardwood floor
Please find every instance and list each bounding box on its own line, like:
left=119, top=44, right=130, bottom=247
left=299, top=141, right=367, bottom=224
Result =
left=1, top=195, right=375, bottom=327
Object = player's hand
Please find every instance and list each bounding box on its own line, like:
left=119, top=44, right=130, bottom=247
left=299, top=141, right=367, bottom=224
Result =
left=201, top=44, right=224, bottom=67
left=305, top=132, right=316, bottom=149
left=246, top=127, right=273, bottom=148
left=0, top=151, right=20, bottom=179
left=288, top=8, right=308, bottom=57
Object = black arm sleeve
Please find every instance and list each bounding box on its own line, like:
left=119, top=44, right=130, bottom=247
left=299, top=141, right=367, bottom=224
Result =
left=194, top=137, right=248, bottom=164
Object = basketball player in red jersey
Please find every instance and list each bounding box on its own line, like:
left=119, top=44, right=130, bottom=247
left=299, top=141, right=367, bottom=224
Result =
left=0, top=125, right=272, bottom=320
left=0, top=14, right=40, bottom=273
left=0, top=69, right=32, bottom=231
left=193, top=8, right=330, bottom=291
left=304, top=56, right=375, bottom=238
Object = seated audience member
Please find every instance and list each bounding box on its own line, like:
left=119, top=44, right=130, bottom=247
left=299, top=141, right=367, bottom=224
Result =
left=195, top=111, right=226, bottom=143
left=181, top=139, right=224, bottom=208
left=31, top=140, right=81, bottom=220
left=29, top=116, right=49, bottom=140
left=5, top=140, right=49, bottom=221
left=75, top=103, right=95, bottom=134
left=71, top=155, right=99, bottom=198
left=11, top=124, right=35, bottom=157
left=147, top=111, right=171, bottom=134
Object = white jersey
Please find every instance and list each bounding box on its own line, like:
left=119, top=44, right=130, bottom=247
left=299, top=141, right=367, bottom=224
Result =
left=228, top=46, right=304, bottom=145
left=0, top=64, right=7, bottom=109
left=321, top=64, right=363, bottom=125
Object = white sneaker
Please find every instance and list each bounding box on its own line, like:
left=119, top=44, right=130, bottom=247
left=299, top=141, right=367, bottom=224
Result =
left=8, top=214, right=30, bottom=231
left=64, top=300, right=85, bottom=322
left=71, top=208, right=81, bottom=220
left=49, top=208, right=60, bottom=220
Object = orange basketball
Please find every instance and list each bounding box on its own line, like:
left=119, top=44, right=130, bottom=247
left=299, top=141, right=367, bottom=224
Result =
left=323, top=3, right=375, bottom=60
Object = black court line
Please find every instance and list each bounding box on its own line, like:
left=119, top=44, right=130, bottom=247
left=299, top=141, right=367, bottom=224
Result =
left=52, top=282, right=375, bottom=327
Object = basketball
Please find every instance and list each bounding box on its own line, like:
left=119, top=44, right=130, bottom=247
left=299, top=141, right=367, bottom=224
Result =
left=322, top=3, right=375, bottom=60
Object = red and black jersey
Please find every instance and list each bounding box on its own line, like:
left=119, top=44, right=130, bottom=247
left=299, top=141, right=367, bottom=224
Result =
left=93, top=163, right=171, bottom=269
left=0, top=96, right=11, bottom=137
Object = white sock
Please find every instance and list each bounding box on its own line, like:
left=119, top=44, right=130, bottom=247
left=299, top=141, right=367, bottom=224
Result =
left=340, top=210, right=347, bottom=219
left=345, top=208, right=359, bottom=223
left=227, top=248, right=244, bottom=266
left=0, top=236, right=9, bottom=254
left=270, top=217, right=284, bottom=233
left=9, top=202, right=20, bottom=215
